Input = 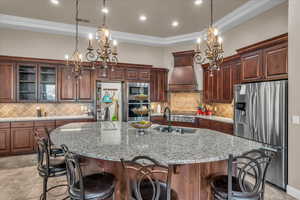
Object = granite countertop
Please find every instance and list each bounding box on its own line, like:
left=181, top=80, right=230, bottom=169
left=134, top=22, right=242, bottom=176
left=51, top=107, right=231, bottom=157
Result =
left=151, top=113, right=233, bottom=124
left=0, top=115, right=94, bottom=122
left=51, top=122, right=261, bottom=165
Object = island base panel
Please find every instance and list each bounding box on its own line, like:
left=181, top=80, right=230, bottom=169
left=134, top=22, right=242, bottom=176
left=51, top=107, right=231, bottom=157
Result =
left=81, top=157, right=227, bottom=200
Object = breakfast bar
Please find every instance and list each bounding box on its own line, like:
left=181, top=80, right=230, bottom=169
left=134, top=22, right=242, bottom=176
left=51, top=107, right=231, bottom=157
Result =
left=51, top=122, right=262, bottom=200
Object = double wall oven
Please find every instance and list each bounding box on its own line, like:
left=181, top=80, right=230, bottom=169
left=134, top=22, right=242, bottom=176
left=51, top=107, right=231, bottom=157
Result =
left=126, top=82, right=150, bottom=121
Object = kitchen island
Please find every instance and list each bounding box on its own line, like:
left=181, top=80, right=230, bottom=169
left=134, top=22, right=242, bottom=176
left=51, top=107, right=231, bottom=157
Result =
left=51, top=122, right=262, bottom=200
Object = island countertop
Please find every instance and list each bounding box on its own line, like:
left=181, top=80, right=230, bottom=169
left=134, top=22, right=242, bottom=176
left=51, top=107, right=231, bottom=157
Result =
left=51, top=122, right=262, bottom=165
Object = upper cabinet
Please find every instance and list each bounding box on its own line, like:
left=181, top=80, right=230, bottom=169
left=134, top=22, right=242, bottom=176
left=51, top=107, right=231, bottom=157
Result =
left=38, top=65, right=57, bottom=102
left=150, top=68, right=168, bottom=102
left=17, top=63, right=38, bottom=102
left=77, top=69, right=94, bottom=102
left=237, top=33, right=288, bottom=83
left=58, top=66, right=76, bottom=101
left=263, top=42, right=288, bottom=80
left=203, top=55, right=241, bottom=103
left=58, top=66, right=93, bottom=102
left=0, top=63, right=15, bottom=103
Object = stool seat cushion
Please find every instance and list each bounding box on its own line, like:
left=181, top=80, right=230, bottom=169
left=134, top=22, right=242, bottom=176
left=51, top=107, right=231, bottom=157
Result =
left=70, top=172, right=116, bottom=200
left=131, top=180, right=178, bottom=200
left=210, top=175, right=254, bottom=199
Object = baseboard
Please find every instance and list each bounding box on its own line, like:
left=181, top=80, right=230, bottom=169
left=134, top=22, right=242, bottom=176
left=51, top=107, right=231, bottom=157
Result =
left=287, top=185, right=300, bottom=199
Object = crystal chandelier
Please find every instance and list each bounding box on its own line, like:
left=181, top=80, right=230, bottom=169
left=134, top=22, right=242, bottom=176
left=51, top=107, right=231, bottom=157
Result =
left=85, top=0, right=118, bottom=68
left=194, top=0, right=224, bottom=76
left=65, top=0, right=84, bottom=79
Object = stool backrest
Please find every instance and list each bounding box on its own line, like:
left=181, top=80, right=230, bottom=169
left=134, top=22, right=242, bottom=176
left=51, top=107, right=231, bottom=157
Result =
left=228, top=149, right=272, bottom=199
left=62, top=145, right=85, bottom=200
left=35, top=136, right=50, bottom=176
left=121, top=156, right=172, bottom=200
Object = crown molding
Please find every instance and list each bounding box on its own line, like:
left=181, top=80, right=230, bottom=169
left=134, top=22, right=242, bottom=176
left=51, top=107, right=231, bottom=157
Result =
left=0, top=0, right=286, bottom=47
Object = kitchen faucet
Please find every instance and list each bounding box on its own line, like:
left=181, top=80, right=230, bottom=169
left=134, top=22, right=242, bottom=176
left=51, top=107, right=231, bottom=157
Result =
left=163, top=107, right=172, bottom=132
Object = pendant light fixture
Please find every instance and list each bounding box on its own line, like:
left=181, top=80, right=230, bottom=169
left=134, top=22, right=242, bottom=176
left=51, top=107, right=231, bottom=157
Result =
left=65, top=0, right=84, bottom=79
left=85, top=0, right=118, bottom=69
left=194, top=0, right=224, bottom=76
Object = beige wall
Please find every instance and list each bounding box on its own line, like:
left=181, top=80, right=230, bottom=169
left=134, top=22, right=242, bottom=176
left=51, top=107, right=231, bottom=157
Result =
left=288, top=0, right=300, bottom=194
left=0, top=28, right=164, bottom=67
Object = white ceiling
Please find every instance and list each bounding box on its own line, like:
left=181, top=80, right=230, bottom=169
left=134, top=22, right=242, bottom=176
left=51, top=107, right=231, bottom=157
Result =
left=0, top=0, right=287, bottom=46
left=0, top=0, right=251, bottom=37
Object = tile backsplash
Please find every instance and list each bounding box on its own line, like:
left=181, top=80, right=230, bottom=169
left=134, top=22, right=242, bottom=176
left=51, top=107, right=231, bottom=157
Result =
left=169, top=92, right=234, bottom=118
left=0, top=103, right=93, bottom=118
left=170, top=92, right=203, bottom=113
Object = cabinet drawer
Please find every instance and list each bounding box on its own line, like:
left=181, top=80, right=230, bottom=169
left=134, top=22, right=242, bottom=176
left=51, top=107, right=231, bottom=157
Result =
left=212, top=121, right=233, bottom=134
left=34, top=120, right=56, bottom=127
left=11, top=121, right=34, bottom=128
left=0, top=122, right=10, bottom=129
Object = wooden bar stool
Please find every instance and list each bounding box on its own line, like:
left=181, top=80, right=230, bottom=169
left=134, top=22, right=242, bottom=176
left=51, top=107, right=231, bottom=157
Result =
left=121, top=156, right=178, bottom=200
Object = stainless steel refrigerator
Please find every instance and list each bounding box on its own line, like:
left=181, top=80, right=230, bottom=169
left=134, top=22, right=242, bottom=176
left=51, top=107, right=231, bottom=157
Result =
left=234, top=80, right=288, bottom=190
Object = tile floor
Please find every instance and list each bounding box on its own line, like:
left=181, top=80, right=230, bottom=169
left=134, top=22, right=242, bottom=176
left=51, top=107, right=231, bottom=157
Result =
left=0, top=154, right=296, bottom=200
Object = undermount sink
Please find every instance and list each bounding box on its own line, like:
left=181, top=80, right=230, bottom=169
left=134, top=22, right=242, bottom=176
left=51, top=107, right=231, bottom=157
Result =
left=153, top=126, right=197, bottom=134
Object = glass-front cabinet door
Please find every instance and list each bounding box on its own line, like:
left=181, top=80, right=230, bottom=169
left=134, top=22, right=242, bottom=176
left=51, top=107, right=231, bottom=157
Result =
left=17, top=64, right=38, bottom=101
left=39, top=66, right=57, bottom=102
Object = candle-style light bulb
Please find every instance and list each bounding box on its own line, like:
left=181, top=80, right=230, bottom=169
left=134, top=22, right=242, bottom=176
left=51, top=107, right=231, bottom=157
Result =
left=213, top=28, right=219, bottom=36
left=88, top=33, right=93, bottom=49
left=113, top=40, right=118, bottom=46
left=218, top=37, right=223, bottom=44
left=65, top=54, right=69, bottom=60
left=196, top=38, right=201, bottom=51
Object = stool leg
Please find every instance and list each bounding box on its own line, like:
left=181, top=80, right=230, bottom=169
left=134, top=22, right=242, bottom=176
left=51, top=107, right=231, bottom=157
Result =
left=42, top=176, right=48, bottom=200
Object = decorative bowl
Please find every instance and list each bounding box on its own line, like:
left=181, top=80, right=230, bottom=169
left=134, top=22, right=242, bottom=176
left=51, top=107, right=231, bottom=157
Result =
left=134, top=95, right=148, bottom=101
left=132, top=107, right=149, bottom=115
left=130, top=121, right=152, bottom=129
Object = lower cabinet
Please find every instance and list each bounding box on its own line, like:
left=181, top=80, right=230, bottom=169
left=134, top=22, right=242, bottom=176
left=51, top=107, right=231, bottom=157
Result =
left=151, top=116, right=233, bottom=135
left=0, top=128, right=11, bottom=155
left=11, top=127, right=34, bottom=154
left=0, top=118, right=95, bottom=157
left=198, top=118, right=233, bottom=135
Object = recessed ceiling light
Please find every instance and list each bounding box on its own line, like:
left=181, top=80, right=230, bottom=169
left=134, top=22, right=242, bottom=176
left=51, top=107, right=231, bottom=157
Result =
left=194, top=0, right=203, bottom=5
left=101, top=7, right=109, bottom=14
left=50, top=0, right=59, bottom=5
left=139, top=15, right=147, bottom=21
left=172, top=21, right=179, bottom=27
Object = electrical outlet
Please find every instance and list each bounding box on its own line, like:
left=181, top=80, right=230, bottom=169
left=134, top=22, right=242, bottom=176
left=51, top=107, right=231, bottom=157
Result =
left=292, top=115, right=300, bottom=124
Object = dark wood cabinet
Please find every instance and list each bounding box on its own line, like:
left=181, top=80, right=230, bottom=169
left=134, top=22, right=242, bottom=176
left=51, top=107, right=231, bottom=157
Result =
left=197, top=118, right=211, bottom=129
left=97, top=67, right=111, bottom=80
left=238, top=33, right=288, bottom=83
left=139, top=69, right=151, bottom=81
left=11, top=127, right=34, bottom=154
left=38, top=65, right=57, bottom=102
left=77, top=70, right=93, bottom=102
left=263, top=42, right=288, bottom=80
left=17, top=63, right=38, bottom=102
left=58, top=66, right=76, bottom=101
left=0, top=63, right=15, bottom=103
left=222, top=65, right=232, bottom=102
left=197, top=118, right=233, bottom=134
left=126, top=69, right=139, bottom=81
left=241, top=50, right=263, bottom=82
left=203, top=56, right=241, bottom=103
left=150, top=69, right=168, bottom=102
left=0, top=128, right=10, bottom=155
left=111, top=66, right=125, bottom=81
left=58, top=67, right=93, bottom=102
